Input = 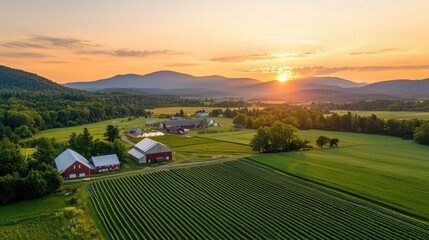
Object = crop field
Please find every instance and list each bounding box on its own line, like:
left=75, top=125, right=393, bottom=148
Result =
left=131, top=134, right=252, bottom=162
left=330, top=110, right=429, bottom=120
left=89, top=160, right=429, bottom=240
left=197, top=129, right=429, bottom=220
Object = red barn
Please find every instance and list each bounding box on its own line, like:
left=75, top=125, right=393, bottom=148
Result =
left=90, top=154, right=120, bottom=173
left=128, top=138, right=172, bottom=163
left=54, top=149, right=95, bottom=179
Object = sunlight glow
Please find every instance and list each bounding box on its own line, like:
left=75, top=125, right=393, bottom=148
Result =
left=277, top=74, right=288, bottom=82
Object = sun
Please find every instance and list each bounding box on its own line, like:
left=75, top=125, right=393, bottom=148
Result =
left=277, top=74, right=288, bottom=82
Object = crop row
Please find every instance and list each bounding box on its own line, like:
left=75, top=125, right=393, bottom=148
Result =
left=90, top=161, right=429, bottom=240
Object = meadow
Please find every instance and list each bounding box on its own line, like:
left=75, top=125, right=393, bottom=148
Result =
left=0, top=183, right=102, bottom=240
left=198, top=129, right=429, bottom=220
left=90, top=160, right=429, bottom=240
left=330, top=110, right=429, bottom=120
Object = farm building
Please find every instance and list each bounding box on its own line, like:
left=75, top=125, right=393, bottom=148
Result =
left=55, top=149, right=95, bottom=179
left=196, top=109, right=209, bottom=117
left=129, top=127, right=143, bottom=135
left=90, top=154, right=120, bottom=173
left=145, top=120, right=157, bottom=125
left=162, top=119, right=209, bottom=130
left=128, top=138, right=172, bottom=163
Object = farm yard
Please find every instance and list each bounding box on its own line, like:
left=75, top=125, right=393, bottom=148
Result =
left=129, top=134, right=252, bottom=163
left=89, top=160, right=429, bottom=240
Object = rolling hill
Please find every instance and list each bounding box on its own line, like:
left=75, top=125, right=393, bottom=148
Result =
left=0, top=65, right=72, bottom=93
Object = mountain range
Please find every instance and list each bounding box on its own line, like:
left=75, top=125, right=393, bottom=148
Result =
left=65, top=70, right=429, bottom=100
left=1, top=65, right=429, bottom=101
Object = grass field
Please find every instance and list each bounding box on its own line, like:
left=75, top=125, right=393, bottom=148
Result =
left=0, top=183, right=102, bottom=240
left=197, top=129, right=429, bottom=220
left=90, top=160, right=429, bottom=239
left=330, top=110, right=429, bottom=120
left=130, top=134, right=252, bottom=163
left=148, top=106, right=263, bottom=115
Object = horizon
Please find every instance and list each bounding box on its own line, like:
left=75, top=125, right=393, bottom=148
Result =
left=1, top=1, right=429, bottom=83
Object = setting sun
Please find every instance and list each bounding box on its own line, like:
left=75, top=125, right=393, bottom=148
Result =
left=277, top=74, right=288, bottom=82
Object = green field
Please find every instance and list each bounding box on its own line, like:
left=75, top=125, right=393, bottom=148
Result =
left=149, top=106, right=263, bottom=115
left=331, top=110, right=429, bottom=120
left=131, top=134, right=252, bottom=162
left=90, top=160, right=429, bottom=240
left=197, top=129, right=429, bottom=220
left=0, top=184, right=102, bottom=240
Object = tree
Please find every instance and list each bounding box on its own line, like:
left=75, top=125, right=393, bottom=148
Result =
left=104, top=125, right=120, bottom=142
left=250, top=126, right=271, bottom=153
left=113, top=139, right=128, bottom=161
left=233, top=113, right=247, bottom=125
left=316, top=136, right=330, bottom=148
left=414, top=122, right=429, bottom=145
left=68, top=128, right=94, bottom=159
left=179, top=109, right=185, bottom=117
left=33, top=137, right=57, bottom=165
left=329, top=138, right=339, bottom=147
left=0, top=138, right=27, bottom=176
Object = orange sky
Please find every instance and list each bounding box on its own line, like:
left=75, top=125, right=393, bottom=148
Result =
left=1, top=0, right=429, bottom=83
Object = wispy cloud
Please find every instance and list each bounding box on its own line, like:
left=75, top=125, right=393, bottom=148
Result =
left=209, top=51, right=320, bottom=62
left=167, top=63, right=199, bottom=67
left=30, top=35, right=99, bottom=49
left=77, top=49, right=185, bottom=57
left=0, top=52, right=52, bottom=58
left=1, top=34, right=186, bottom=58
left=348, top=48, right=407, bottom=56
left=243, top=64, right=429, bottom=75
left=2, top=42, right=45, bottom=49
left=41, top=60, right=68, bottom=64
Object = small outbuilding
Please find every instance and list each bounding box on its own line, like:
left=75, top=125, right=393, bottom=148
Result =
left=90, top=154, right=120, bottom=173
left=145, top=120, right=157, bottom=126
left=128, top=138, right=172, bottom=163
left=55, top=149, right=95, bottom=179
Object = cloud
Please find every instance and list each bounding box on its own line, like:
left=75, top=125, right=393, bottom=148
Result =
left=0, top=52, right=52, bottom=58
left=29, top=35, right=99, bottom=49
left=77, top=49, right=185, bottom=57
left=41, top=61, right=68, bottom=64
left=348, top=48, right=407, bottom=56
left=243, top=65, right=429, bottom=75
left=167, top=63, right=199, bottom=67
left=1, top=35, right=187, bottom=58
left=209, top=51, right=319, bottom=62
left=2, top=42, right=45, bottom=49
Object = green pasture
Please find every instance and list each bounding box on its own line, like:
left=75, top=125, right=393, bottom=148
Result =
left=330, top=110, right=429, bottom=120
left=246, top=130, right=429, bottom=220
left=197, top=129, right=429, bottom=219
left=0, top=184, right=102, bottom=240
left=34, top=117, right=161, bottom=142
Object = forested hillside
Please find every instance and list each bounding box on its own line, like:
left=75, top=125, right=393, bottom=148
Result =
left=0, top=65, right=72, bottom=93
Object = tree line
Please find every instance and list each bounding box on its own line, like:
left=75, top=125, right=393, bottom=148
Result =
left=233, top=105, right=429, bottom=145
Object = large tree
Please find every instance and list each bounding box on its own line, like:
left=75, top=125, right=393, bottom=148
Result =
left=316, top=136, right=330, bottom=148
left=104, top=125, right=120, bottom=142
left=33, top=137, right=57, bottom=165
left=414, top=122, right=429, bottom=145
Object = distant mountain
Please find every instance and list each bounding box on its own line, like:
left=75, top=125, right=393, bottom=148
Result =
left=0, top=65, right=71, bottom=93
left=64, top=70, right=260, bottom=91
left=357, top=79, right=429, bottom=97
left=287, top=77, right=367, bottom=88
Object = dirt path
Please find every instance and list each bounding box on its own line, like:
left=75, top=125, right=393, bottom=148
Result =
left=120, top=133, right=135, bottom=146
left=63, top=158, right=229, bottom=183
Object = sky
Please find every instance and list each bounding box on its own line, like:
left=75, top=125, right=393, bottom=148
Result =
left=1, top=0, right=429, bottom=83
